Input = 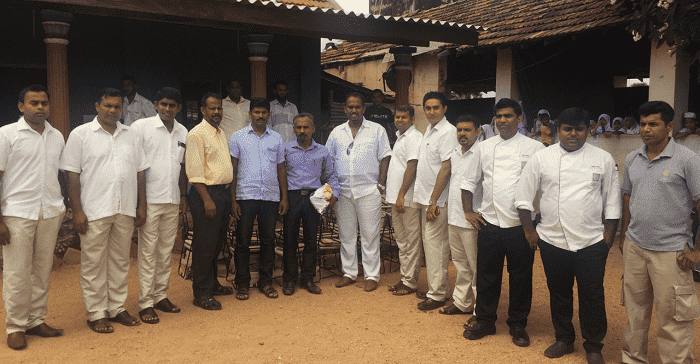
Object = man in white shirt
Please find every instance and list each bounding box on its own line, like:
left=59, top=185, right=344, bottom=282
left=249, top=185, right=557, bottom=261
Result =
left=413, top=91, right=458, bottom=311
left=441, top=115, right=481, bottom=317
left=221, top=79, right=251, bottom=143
left=1, top=85, right=66, bottom=350
left=462, top=98, right=544, bottom=347
left=270, top=80, right=299, bottom=143
left=131, top=87, right=188, bottom=325
left=121, top=76, right=156, bottom=126
left=61, top=88, right=149, bottom=334
left=326, top=92, right=391, bottom=292
left=514, top=107, right=620, bottom=364
left=385, top=105, right=423, bottom=296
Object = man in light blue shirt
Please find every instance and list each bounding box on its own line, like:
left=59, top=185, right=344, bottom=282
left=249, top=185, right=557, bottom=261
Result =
left=229, top=98, right=289, bottom=301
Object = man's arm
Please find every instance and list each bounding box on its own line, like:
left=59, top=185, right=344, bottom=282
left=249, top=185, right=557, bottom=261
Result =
left=603, top=218, right=619, bottom=249
left=135, top=170, right=147, bottom=227
left=462, top=189, right=486, bottom=230
left=194, top=183, right=216, bottom=219
left=179, top=164, right=187, bottom=216
left=395, top=159, right=417, bottom=214
left=378, top=156, right=390, bottom=187
left=618, top=194, right=630, bottom=253
left=230, top=156, right=240, bottom=220
left=67, top=171, right=88, bottom=235
left=277, top=162, right=289, bottom=216
left=426, top=160, right=450, bottom=222
left=517, top=208, right=538, bottom=250
left=0, top=171, right=8, bottom=246
left=677, top=199, right=700, bottom=271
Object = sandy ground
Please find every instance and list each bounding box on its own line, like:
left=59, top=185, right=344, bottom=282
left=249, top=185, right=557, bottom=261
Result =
left=0, top=243, right=698, bottom=364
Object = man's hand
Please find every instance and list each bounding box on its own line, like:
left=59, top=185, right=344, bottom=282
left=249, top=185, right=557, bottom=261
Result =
left=327, top=196, right=338, bottom=211
left=231, top=201, right=241, bottom=220
left=279, top=199, right=289, bottom=216
left=395, top=195, right=406, bottom=214
left=135, top=204, right=146, bottom=228
left=524, top=230, right=539, bottom=251
left=618, top=234, right=625, bottom=254
left=203, top=198, right=217, bottom=219
left=464, top=211, right=486, bottom=230
left=179, top=196, right=188, bottom=217
left=73, top=210, right=89, bottom=235
left=0, top=221, right=10, bottom=246
left=677, top=250, right=700, bottom=271
left=426, top=205, right=440, bottom=222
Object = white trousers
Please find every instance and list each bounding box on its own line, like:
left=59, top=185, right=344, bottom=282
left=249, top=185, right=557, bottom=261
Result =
left=138, top=203, right=179, bottom=310
left=80, top=214, right=134, bottom=321
left=3, top=211, right=64, bottom=334
left=391, top=204, right=423, bottom=289
left=448, top=224, right=478, bottom=312
left=337, top=190, right=382, bottom=281
left=420, top=203, right=450, bottom=301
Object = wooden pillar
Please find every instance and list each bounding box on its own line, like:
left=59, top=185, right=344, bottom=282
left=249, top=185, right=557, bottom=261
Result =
left=247, top=35, right=273, bottom=99
left=495, top=47, right=520, bottom=102
left=390, top=46, right=416, bottom=107
left=41, top=10, right=72, bottom=139
left=649, top=41, right=691, bottom=133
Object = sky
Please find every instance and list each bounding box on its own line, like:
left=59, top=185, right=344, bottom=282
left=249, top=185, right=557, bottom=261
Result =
left=321, top=0, right=369, bottom=49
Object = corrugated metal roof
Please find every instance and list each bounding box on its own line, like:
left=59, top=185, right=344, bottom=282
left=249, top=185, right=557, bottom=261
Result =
left=277, top=0, right=341, bottom=10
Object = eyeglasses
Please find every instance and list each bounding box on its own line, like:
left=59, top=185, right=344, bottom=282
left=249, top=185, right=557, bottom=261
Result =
left=346, top=141, right=354, bottom=155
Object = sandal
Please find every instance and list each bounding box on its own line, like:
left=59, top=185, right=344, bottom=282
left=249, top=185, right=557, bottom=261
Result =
left=154, top=298, right=181, bottom=313
left=108, top=310, right=141, bottom=327
left=392, top=282, right=417, bottom=296
left=259, top=285, right=278, bottom=299
left=139, top=307, right=160, bottom=324
left=236, top=286, right=250, bottom=301
left=87, top=318, right=114, bottom=334
left=192, top=297, right=222, bottom=311
left=212, top=285, right=234, bottom=296
left=388, top=281, right=403, bottom=292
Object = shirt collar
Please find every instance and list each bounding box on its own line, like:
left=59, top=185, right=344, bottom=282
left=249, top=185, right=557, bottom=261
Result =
left=342, top=117, right=369, bottom=132
left=427, top=117, right=449, bottom=133
left=496, top=130, right=523, bottom=143
left=224, top=96, right=248, bottom=105
left=557, top=141, right=587, bottom=155
left=243, top=124, right=272, bottom=136
left=89, top=117, right=127, bottom=135
left=124, top=92, right=144, bottom=104
left=639, top=137, right=676, bottom=160
left=199, top=119, right=223, bottom=135
left=150, top=116, right=183, bottom=133
left=17, top=116, right=54, bottom=135
left=454, top=140, right=479, bottom=156
left=396, top=125, right=416, bottom=139
left=290, top=139, right=319, bottom=151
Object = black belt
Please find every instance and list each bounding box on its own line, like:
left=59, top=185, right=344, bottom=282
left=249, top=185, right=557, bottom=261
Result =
left=289, top=189, right=314, bottom=196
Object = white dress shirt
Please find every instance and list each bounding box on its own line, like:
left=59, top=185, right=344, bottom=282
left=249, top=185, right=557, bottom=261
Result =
left=60, top=118, right=149, bottom=221
left=122, top=93, right=157, bottom=126
left=461, top=132, right=544, bottom=228
left=385, top=125, right=422, bottom=207
left=269, top=99, right=299, bottom=143
left=448, top=143, right=482, bottom=229
left=131, top=115, right=187, bottom=205
left=514, top=142, right=621, bottom=251
left=221, top=96, right=251, bottom=143
left=414, top=117, right=458, bottom=207
left=325, top=118, right=392, bottom=199
left=0, top=117, right=65, bottom=220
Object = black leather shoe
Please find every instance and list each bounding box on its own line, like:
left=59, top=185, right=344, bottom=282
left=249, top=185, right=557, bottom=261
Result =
left=463, top=321, right=496, bottom=340
left=544, top=341, right=574, bottom=358
left=509, top=325, right=530, bottom=347
left=283, top=281, right=295, bottom=296
left=586, top=352, right=605, bottom=364
left=302, top=279, right=322, bottom=294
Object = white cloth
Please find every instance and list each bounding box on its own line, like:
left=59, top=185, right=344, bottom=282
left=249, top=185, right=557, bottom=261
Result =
left=325, top=118, right=392, bottom=199
left=138, top=203, right=179, bottom=310
left=461, top=132, right=544, bottom=228
left=514, top=143, right=621, bottom=251
left=336, top=189, right=382, bottom=281
left=221, top=96, right=251, bottom=143
left=448, top=224, right=477, bottom=312
left=131, top=116, right=187, bottom=204
left=385, top=125, right=422, bottom=207
left=79, top=213, right=134, bottom=321
left=391, top=205, right=423, bottom=289
left=478, top=124, right=495, bottom=141
left=122, top=93, right=156, bottom=126
left=3, top=211, right=64, bottom=334
left=60, top=118, right=149, bottom=221
left=0, top=117, right=65, bottom=220
left=414, top=117, right=459, bottom=207
left=269, top=99, right=299, bottom=143
left=448, top=143, right=482, bottom=228
left=421, top=203, right=450, bottom=301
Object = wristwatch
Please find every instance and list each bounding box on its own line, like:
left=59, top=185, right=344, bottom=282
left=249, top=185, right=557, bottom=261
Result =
left=428, top=200, right=437, bottom=206
left=377, top=184, right=386, bottom=193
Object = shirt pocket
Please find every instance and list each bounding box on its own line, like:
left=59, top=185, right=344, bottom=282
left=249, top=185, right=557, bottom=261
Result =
left=673, top=285, right=700, bottom=321
left=266, top=146, right=279, bottom=164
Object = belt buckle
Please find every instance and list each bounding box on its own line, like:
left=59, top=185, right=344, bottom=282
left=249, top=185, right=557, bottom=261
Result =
left=300, top=190, right=309, bottom=196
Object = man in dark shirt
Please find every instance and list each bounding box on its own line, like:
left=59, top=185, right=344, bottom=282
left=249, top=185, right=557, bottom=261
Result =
left=364, top=89, right=395, bottom=146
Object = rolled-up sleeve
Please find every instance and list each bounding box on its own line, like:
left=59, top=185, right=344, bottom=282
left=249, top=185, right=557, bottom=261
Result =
left=185, top=132, right=206, bottom=184
left=513, top=152, right=540, bottom=212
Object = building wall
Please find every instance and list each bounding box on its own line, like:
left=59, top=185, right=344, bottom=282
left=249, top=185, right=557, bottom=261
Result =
left=410, top=52, right=440, bottom=133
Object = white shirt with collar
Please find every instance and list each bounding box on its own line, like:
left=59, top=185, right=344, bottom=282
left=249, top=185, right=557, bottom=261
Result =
left=386, top=125, right=422, bottom=207
left=131, top=115, right=188, bottom=205
left=60, top=118, right=149, bottom=221
left=414, top=117, right=459, bottom=207
left=461, top=132, right=544, bottom=228
left=0, top=117, right=65, bottom=220
left=514, top=142, right=621, bottom=251
left=449, top=142, right=482, bottom=229
left=122, top=92, right=157, bottom=127
left=221, top=96, right=251, bottom=143
left=325, top=118, right=392, bottom=199
left=269, top=99, right=299, bottom=143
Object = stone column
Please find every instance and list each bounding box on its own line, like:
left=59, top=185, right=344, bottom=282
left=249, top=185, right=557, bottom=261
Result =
left=495, top=47, right=520, bottom=102
left=390, top=46, right=416, bottom=107
left=41, top=10, right=72, bottom=139
left=649, top=41, right=691, bottom=133
left=247, top=35, right=273, bottom=99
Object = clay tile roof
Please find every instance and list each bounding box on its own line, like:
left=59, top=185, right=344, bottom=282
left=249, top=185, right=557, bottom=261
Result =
left=276, top=0, right=341, bottom=10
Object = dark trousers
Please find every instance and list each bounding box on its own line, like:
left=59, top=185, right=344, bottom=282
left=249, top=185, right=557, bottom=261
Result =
left=283, top=191, right=321, bottom=282
left=188, top=184, right=231, bottom=300
left=539, top=239, right=609, bottom=353
left=234, top=200, right=279, bottom=288
left=475, top=222, right=535, bottom=327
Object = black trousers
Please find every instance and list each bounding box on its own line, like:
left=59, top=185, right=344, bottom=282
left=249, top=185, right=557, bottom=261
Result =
left=188, top=184, right=231, bottom=300
left=283, top=191, right=321, bottom=282
left=234, top=200, right=279, bottom=288
left=539, top=239, right=609, bottom=353
left=475, top=222, right=535, bottom=328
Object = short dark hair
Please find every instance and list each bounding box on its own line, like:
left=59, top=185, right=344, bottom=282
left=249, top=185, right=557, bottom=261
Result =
left=345, top=92, right=365, bottom=104
left=494, top=98, right=522, bottom=116
left=121, top=75, right=136, bottom=83
left=395, top=105, right=415, bottom=118
left=155, top=87, right=182, bottom=105
left=228, top=79, right=242, bottom=88
left=250, top=97, right=270, bottom=112
left=557, top=107, right=590, bottom=128
left=455, top=114, right=478, bottom=129
left=294, top=112, right=315, bottom=124
left=199, top=92, right=221, bottom=108
left=19, top=84, right=49, bottom=103
left=638, top=101, right=675, bottom=125
left=274, top=80, right=288, bottom=89
left=423, top=91, right=447, bottom=107
left=97, top=88, right=123, bottom=104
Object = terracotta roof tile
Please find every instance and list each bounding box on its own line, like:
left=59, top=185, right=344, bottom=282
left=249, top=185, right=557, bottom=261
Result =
left=276, top=0, right=340, bottom=9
